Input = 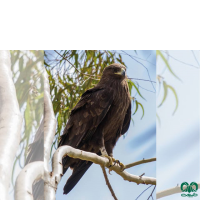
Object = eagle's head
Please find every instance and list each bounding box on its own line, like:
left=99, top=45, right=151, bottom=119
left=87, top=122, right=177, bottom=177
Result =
left=102, top=63, right=127, bottom=80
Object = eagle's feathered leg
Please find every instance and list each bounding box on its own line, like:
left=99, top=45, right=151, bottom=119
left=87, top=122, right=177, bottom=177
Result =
left=104, top=139, right=125, bottom=171
left=100, top=146, right=115, bottom=166
left=99, top=146, right=124, bottom=171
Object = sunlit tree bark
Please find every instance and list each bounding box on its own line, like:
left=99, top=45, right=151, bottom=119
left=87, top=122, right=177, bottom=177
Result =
left=15, top=161, right=44, bottom=200
left=0, top=50, right=23, bottom=199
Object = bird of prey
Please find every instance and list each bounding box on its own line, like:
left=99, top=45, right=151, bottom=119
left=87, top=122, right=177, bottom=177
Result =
left=58, top=63, right=131, bottom=195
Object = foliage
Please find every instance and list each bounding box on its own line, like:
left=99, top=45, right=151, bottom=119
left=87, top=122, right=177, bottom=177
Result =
left=44, top=50, right=146, bottom=148
left=156, top=50, right=179, bottom=119
left=10, top=50, right=44, bottom=185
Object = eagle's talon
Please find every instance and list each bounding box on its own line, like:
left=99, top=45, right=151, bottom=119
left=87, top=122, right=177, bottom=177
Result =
left=108, top=168, right=113, bottom=174
left=113, top=161, right=117, bottom=166
left=103, top=155, right=115, bottom=166
left=115, top=160, right=125, bottom=171
left=102, top=155, right=124, bottom=171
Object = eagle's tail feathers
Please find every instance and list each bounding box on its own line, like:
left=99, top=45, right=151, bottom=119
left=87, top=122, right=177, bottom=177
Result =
left=63, top=161, right=93, bottom=194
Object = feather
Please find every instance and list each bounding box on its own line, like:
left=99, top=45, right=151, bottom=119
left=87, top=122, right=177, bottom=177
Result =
left=58, top=63, right=131, bottom=195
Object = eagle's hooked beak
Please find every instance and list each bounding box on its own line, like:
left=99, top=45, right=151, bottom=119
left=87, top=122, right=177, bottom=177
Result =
left=115, top=68, right=126, bottom=77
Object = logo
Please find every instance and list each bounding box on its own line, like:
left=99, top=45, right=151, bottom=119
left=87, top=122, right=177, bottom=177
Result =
left=181, top=182, right=198, bottom=197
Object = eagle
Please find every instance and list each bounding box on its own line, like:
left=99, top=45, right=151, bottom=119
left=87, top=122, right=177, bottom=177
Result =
left=58, top=63, right=131, bottom=195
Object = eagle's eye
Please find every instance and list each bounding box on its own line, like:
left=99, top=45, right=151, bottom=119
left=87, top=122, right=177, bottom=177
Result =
left=114, top=68, right=119, bottom=73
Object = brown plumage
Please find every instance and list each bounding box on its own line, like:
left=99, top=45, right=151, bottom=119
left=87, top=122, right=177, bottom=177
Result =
left=58, top=63, right=131, bottom=194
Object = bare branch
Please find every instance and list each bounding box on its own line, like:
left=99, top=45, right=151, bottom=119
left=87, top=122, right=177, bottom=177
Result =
left=161, top=50, right=200, bottom=69
left=157, top=183, right=200, bottom=199
left=134, top=81, right=156, bottom=93
left=15, top=161, right=44, bottom=200
left=44, top=146, right=156, bottom=199
left=43, top=69, right=57, bottom=200
left=135, top=185, right=153, bottom=200
left=191, top=50, right=200, bottom=67
left=128, top=78, right=156, bottom=84
left=101, top=166, right=118, bottom=200
left=0, top=51, right=23, bottom=199
left=44, top=69, right=57, bottom=172
left=125, top=158, right=156, bottom=169
left=147, top=185, right=156, bottom=200
left=121, top=50, right=156, bottom=91
left=51, top=146, right=156, bottom=189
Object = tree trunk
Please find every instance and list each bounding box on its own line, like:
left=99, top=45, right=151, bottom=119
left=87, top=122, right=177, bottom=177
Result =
left=0, top=50, right=23, bottom=199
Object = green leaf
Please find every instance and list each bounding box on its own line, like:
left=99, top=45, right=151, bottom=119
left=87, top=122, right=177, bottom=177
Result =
left=167, top=84, right=178, bottom=115
left=133, top=100, right=138, bottom=115
left=75, top=53, right=78, bottom=68
left=158, top=81, right=168, bottom=107
left=137, top=101, right=145, bottom=119
left=45, top=50, right=148, bottom=148
left=127, top=79, right=133, bottom=96
left=157, top=50, right=181, bottom=81
left=132, top=82, right=146, bottom=100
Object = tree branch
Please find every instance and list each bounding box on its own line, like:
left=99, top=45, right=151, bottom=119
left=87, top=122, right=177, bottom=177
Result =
left=0, top=50, right=23, bottom=199
left=54, top=50, right=100, bottom=80
left=44, top=68, right=57, bottom=172
left=125, top=158, right=156, bottom=169
left=135, top=185, right=153, bottom=200
left=15, top=162, right=44, bottom=200
left=51, top=146, right=156, bottom=190
left=147, top=185, right=156, bottom=200
left=43, top=69, right=57, bottom=200
left=157, top=183, right=200, bottom=199
left=128, top=78, right=156, bottom=84
left=101, top=166, right=118, bottom=200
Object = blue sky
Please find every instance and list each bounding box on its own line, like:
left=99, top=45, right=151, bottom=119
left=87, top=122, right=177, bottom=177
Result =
left=9, top=50, right=200, bottom=200
left=56, top=50, right=156, bottom=200
left=156, top=50, right=200, bottom=200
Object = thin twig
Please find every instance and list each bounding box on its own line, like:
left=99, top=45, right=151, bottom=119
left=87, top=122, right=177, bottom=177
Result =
left=161, top=50, right=199, bottom=69
left=121, top=50, right=156, bottom=91
left=134, top=81, right=155, bottom=93
left=128, top=78, right=156, bottom=83
left=101, top=166, right=118, bottom=200
left=157, top=183, right=200, bottom=199
left=191, top=50, right=200, bottom=67
left=118, top=51, right=156, bottom=67
left=54, top=50, right=100, bottom=80
left=125, top=158, right=156, bottom=169
left=147, top=186, right=156, bottom=200
left=135, top=185, right=153, bottom=200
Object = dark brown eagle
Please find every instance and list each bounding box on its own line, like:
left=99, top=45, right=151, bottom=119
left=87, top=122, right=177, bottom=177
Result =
left=58, top=63, right=131, bottom=194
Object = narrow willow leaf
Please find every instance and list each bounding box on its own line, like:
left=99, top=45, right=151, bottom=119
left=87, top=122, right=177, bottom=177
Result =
left=133, top=100, right=138, bottom=115
left=45, top=50, right=148, bottom=148
left=75, top=53, right=79, bottom=68
left=137, top=101, right=145, bottom=119
left=127, top=79, right=133, bottom=96
left=158, top=81, right=168, bottom=107
left=132, top=82, right=146, bottom=100
left=167, top=84, right=179, bottom=115
left=157, top=50, right=181, bottom=81
left=116, top=58, right=121, bottom=63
